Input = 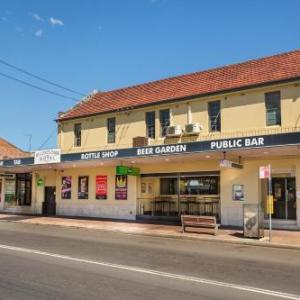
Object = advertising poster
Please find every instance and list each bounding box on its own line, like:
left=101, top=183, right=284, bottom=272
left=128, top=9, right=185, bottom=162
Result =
left=96, top=175, right=107, bottom=200
left=232, top=184, right=245, bottom=201
left=61, top=176, right=72, bottom=199
left=115, top=175, right=127, bottom=200
left=78, top=176, right=89, bottom=199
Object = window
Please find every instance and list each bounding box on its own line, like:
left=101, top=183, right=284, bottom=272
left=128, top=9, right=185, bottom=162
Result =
left=5, top=173, right=32, bottom=206
left=74, top=123, right=81, bottom=147
left=179, top=176, right=219, bottom=195
left=265, top=91, right=281, bottom=126
left=159, top=175, right=220, bottom=195
left=160, top=178, right=178, bottom=195
left=107, top=117, right=116, bottom=143
left=159, top=109, right=170, bottom=137
left=208, top=101, right=221, bottom=132
left=146, top=111, right=155, bottom=138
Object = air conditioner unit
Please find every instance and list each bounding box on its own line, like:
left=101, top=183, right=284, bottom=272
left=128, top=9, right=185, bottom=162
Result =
left=166, top=125, right=182, bottom=137
left=184, top=123, right=202, bottom=135
left=133, top=136, right=149, bottom=147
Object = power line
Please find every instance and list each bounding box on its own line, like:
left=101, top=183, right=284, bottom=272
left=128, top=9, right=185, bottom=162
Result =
left=0, top=71, right=79, bottom=102
left=0, top=58, right=85, bottom=97
left=38, top=128, right=56, bottom=150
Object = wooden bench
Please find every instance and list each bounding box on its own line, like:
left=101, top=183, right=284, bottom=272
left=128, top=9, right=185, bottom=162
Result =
left=181, top=215, right=219, bottom=235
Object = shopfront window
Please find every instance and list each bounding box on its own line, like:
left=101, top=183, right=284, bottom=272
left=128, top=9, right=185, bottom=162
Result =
left=160, top=177, right=178, bottom=195
left=5, top=173, right=32, bottom=206
left=179, top=176, right=219, bottom=195
left=138, top=172, right=220, bottom=219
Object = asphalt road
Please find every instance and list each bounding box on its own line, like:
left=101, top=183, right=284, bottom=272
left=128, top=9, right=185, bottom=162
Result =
left=0, top=221, right=299, bottom=300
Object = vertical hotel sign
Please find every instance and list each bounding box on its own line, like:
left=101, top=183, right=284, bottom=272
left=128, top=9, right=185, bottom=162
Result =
left=96, top=175, right=107, bottom=200
left=115, top=175, right=127, bottom=200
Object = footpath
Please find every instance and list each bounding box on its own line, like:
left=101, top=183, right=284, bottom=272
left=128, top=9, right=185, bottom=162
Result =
left=0, top=213, right=299, bottom=250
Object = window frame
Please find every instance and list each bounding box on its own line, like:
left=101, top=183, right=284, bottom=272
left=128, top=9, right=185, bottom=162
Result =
left=265, top=91, right=281, bottom=126
left=145, top=111, right=156, bottom=139
left=159, top=109, right=170, bottom=137
left=74, top=123, right=82, bottom=147
left=208, top=100, right=221, bottom=132
left=107, top=117, right=116, bottom=144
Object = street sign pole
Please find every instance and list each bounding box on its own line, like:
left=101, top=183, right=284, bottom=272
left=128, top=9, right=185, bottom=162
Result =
left=268, top=164, right=272, bottom=242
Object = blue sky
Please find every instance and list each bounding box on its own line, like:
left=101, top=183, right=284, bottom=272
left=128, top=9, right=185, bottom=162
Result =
left=0, top=0, right=300, bottom=151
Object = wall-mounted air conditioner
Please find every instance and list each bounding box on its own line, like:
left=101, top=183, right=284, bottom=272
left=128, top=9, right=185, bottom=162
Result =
left=166, top=125, right=182, bottom=137
left=184, top=123, right=202, bottom=135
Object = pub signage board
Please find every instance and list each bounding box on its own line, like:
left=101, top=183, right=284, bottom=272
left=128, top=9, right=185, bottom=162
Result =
left=61, top=132, right=300, bottom=163
left=34, top=149, right=61, bottom=165
left=0, top=132, right=299, bottom=167
left=116, top=166, right=140, bottom=176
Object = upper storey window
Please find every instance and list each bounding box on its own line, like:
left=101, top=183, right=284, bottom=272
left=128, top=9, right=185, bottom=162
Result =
left=265, top=91, right=281, bottom=126
left=159, top=109, right=170, bottom=137
left=208, top=101, right=221, bottom=132
left=146, top=111, right=156, bottom=139
left=107, top=117, right=116, bottom=144
left=74, top=123, right=82, bottom=147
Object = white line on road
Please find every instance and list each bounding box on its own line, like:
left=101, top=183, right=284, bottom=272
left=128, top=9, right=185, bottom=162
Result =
left=0, top=243, right=299, bottom=299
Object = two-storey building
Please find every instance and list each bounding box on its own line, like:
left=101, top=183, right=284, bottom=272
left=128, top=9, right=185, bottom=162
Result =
left=1, top=49, right=300, bottom=229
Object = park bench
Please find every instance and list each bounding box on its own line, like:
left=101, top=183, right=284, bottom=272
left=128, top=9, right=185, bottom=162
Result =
left=181, top=215, right=219, bottom=235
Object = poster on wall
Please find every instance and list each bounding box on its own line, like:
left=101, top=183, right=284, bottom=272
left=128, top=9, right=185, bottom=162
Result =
left=78, top=176, right=89, bottom=199
left=96, top=175, right=107, bottom=200
left=61, top=176, right=72, bottom=199
left=115, top=175, right=127, bottom=200
left=232, top=184, right=245, bottom=201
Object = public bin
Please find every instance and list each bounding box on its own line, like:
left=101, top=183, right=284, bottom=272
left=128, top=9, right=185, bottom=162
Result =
left=243, top=204, right=264, bottom=238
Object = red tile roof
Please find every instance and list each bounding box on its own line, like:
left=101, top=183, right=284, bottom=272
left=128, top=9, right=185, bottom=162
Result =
left=0, top=138, right=30, bottom=159
left=60, top=49, right=300, bottom=121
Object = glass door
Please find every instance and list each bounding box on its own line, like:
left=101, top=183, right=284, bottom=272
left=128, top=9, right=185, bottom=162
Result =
left=272, top=177, right=296, bottom=220
left=287, top=178, right=296, bottom=220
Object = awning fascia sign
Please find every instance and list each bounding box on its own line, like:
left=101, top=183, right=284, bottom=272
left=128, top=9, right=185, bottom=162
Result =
left=0, top=131, right=299, bottom=167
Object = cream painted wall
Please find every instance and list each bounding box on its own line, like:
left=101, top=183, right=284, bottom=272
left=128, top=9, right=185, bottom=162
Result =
left=36, top=166, right=137, bottom=220
left=58, top=82, right=300, bottom=153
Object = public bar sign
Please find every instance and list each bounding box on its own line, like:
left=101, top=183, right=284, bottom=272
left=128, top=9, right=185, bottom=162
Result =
left=34, top=149, right=61, bottom=165
left=1, top=131, right=300, bottom=167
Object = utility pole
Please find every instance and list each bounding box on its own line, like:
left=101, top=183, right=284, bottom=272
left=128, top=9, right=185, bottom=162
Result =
left=24, top=134, right=32, bottom=152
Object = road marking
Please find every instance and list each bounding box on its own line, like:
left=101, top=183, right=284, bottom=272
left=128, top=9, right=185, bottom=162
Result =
left=0, top=244, right=299, bottom=299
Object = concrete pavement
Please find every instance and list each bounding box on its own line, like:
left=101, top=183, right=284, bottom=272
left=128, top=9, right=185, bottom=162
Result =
left=0, top=222, right=299, bottom=299
left=0, top=213, right=300, bottom=249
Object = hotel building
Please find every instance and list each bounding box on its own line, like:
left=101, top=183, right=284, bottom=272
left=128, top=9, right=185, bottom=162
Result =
left=1, top=50, right=300, bottom=229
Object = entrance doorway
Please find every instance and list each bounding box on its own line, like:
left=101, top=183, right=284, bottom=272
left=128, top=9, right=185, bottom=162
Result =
left=272, top=177, right=296, bottom=220
left=43, top=186, right=56, bottom=215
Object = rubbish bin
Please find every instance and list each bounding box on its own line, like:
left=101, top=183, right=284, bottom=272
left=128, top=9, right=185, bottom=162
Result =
left=243, top=204, right=264, bottom=238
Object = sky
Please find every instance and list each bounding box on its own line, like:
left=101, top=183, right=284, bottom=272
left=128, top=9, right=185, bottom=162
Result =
left=0, top=0, right=300, bottom=151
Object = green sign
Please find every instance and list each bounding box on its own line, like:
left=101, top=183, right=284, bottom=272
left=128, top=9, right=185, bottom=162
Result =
left=37, top=178, right=44, bottom=187
left=116, top=166, right=140, bottom=176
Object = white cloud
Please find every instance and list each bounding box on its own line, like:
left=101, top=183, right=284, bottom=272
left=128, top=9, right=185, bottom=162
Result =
left=35, top=29, right=43, bottom=38
left=29, top=12, right=44, bottom=22
left=49, top=17, right=64, bottom=26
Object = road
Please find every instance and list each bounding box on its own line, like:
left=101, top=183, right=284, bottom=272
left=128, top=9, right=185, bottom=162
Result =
left=0, top=221, right=299, bottom=300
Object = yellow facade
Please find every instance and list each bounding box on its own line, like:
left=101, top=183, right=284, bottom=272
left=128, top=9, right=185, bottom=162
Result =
left=58, top=81, right=300, bottom=153
left=1, top=78, right=300, bottom=229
